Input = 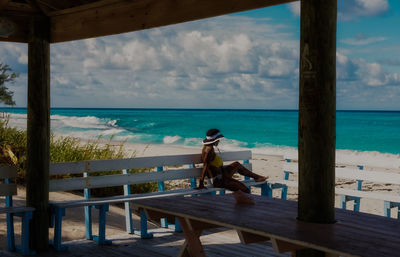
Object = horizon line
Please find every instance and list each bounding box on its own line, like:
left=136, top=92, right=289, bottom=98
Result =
left=1, top=107, right=400, bottom=112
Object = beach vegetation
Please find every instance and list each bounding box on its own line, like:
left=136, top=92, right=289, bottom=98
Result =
left=0, top=63, right=18, bottom=106
left=0, top=117, right=157, bottom=196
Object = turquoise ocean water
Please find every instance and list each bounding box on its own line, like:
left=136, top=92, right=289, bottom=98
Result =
left=2, top=108, right=400, bottom=156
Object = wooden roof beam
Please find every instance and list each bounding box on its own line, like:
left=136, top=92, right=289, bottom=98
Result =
left=0, top=15, right=30, bottom=42
left=50, top=0, right=298, bottom=43
left=0, top=0, right=10, bottom=11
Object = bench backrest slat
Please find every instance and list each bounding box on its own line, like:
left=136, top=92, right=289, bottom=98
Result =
left=0, top=184, right=17, bottom=196
left=50, top=151, right=251, bottom=175
left=284, top=161, right=400, bottom=185
left=50, top=162, right=253, bottom=192
left=0, top=165, right=17, bottom=179
left=0, top=165, right=17, bottom=197
left=51, top=168, right=200, bottom=191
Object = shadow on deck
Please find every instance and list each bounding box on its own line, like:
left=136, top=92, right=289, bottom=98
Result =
left=0, top=227, right=289, bottom=257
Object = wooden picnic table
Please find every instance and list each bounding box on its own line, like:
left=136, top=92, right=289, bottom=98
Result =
left=133, top=194, right=400, bottom=257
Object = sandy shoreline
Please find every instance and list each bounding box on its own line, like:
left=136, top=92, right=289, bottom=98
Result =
left=1, top=140, right=399, bottom=250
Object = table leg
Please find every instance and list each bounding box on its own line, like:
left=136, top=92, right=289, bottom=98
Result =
left=177, top=217, right=205, bottom=257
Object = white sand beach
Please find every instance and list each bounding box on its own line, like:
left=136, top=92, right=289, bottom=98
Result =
left=1, top=140, right=400, bottom=250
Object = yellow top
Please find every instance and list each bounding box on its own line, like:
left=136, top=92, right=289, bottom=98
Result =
left=209, top=154, right=223, bottom=168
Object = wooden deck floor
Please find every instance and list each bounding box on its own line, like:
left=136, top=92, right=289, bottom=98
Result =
left=0, top=227, right=289, bottom=257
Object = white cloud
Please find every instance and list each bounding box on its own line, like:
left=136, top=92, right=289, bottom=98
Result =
left=288, top=2, right=300, bottom=16
left=341, top=33, right=386, bottom=45
left=47, top=18, right=300, bottom=108
left=340, top=0, right=389, bottom=21
left=287, top=0, right=389, bottom=21
left=356, top=60, right=400, bottom=87
left=337, top=52, right=400, bottom=87
left=1, top=14, right=400, bottom=109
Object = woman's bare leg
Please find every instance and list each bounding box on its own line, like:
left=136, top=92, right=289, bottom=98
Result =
left=233, top=190, right=254, bottom=204
left=222, top=176, right=250, bottom=193
left=222, top=177, right=254, bottom=204
left=224, top=162, right=268, bottom=182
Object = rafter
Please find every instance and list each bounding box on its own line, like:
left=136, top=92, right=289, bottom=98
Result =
left=0, top=0, right=10, bottom=11
left=50, top=0, right=297, bottom=43
left=0, top=0, right=298, bottom=43
left=25, top=0, right=51, bottom=16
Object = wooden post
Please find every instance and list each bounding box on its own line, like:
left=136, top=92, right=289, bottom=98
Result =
left=297, top=0, right=337, bottom=255
left=26, top=15, right=50, bottom=251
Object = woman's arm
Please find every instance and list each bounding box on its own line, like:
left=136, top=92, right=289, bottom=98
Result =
left=196, top=146, right=211, bottom=189
left=196, top=162, right=208, bottom=189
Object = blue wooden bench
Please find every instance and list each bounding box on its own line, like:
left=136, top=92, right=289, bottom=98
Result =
left=279, top=157, right=400, bottom=218
left=0, top=165, right=35, bottom=255
left=48, top=150, right=269, bottom=251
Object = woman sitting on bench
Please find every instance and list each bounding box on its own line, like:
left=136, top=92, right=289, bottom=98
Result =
left=196, top=128, right=267, bottom=204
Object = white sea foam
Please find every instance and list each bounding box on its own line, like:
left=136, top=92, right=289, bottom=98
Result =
left=51, top=114, right=114, bottom=129
left=335, top=150, right=400, bottom=169
left=2, top=113, right=27, bottom=130
left=5, top=113, right=118, bottom=131
left=183, top=137, right=203, bottom=146
left=213, top=137, right=400, bottom=169
left=4, top=112, right=126, bottom=140
left=3, top=112, right=399, bottom=169
left=163, top=135, right=182, bottom=144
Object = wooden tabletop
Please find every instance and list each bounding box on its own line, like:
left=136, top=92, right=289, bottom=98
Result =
left=133, top=194, right=400, bottom=257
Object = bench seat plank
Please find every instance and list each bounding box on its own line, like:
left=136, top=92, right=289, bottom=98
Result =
left=133, top=194, right=400, bottom=257
left=50, top=187, right=219, bottom=208
left=50, top=180, right=266, bottom=208
left=0, top=165, right=17, bottom=179
left=0, top=206, right=35, bottom=215
left=0, top=184, right=17, bottom=196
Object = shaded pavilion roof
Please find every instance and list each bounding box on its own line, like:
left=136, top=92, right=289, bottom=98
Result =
left=0, top=0, right=296, bottom=43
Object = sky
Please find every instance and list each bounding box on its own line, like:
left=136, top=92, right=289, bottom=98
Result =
left=1, top=0, right=400, bottom=110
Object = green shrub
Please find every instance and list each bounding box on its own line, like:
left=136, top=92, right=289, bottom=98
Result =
left=0, top=117, right=157, bottom=195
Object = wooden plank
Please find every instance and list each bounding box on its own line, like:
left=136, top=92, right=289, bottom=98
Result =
left=284, top=162, right=400, bottom=185
left=51, top=187, right=221, bottom=208
left=0, top=183, right=17, bottom=196
left=26, top=14, right=51, bottom=251
left=178, top=217, right=205, bottom=257
left=51, top=179, right=264, bottom=208
left=133, top=194, right=400, bottom=257
left=50, top=0, right=297, bottom=43
left=237, top=230, right=270, bottom=244
left=271, top=178, right=400, bottom=202
left=50, top=165, right=258, bottom=192
left=335, top=188, right=400, bottom=202
left=50, top=167, right=201, bottom=191
left=188, top=219, right=220, bottom=231
left=0, top=206, right=34, bottom=214
left=336, top=168, right=400, bottom=184
left=50, top=151, right=251, bottom=175
left=0, top=14, right=30, bottom=43
left=286, top=157, right=400, bottom=170
left=0, top=0, right=9, bottom=10
left=47, top=0, right=122, bottom=16
left=271, top=238, right=305, bottom=253
left=0, top=165, right=17, bottom=179
left=145, top=208, right=176, bottom=222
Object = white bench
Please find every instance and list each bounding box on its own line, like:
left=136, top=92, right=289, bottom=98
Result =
left=48, top=150, right=269, bottom=250
left=0, top=165, right=35, bottom=255
left=281, top=158, right=400, bottom=218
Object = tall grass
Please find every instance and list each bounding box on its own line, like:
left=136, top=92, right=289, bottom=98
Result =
left=0, top=117, right=157, bottom=195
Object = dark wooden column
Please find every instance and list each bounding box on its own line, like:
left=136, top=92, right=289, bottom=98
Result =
left=297, top=0, right=337, bottom=255
left=27, top=15, right=50, bottom=251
